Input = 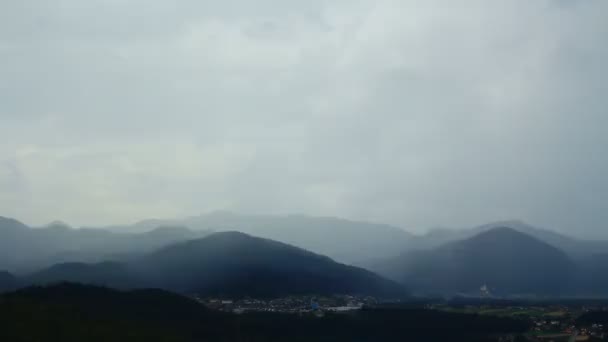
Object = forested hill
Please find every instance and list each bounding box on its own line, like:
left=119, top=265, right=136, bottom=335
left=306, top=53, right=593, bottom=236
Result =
left=0, top=283, right=528, bottom=342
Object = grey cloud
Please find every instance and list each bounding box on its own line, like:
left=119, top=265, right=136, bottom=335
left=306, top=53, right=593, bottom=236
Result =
left=0, top=0, right=607, bottom=237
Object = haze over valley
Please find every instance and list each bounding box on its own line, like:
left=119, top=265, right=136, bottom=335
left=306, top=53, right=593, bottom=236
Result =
left=2, top=212, right=608, bottom=299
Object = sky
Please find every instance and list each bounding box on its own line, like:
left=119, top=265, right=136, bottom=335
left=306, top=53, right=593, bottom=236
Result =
left=1, top=0, right=607, bottom=237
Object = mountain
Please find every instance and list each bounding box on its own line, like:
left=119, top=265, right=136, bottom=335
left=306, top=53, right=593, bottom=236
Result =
left=0, top=216, right=29, bottom=231
left=0, top=217, right=210, bottom=272
left=469, top=221, right=608, bottom=259
left=22, top=232, right=406, bottom=298
left=132, top=231, right=408, bottom=298
left=0, top=217, right=32, bottom=271
left=576, top=253, right=608, bottom=296
left=407, top=220, right=608, bottom=260
left=25, top=262, right=138, bottom=289
left=372, top=227, right=577, bottom=296
left=0, top=271, right=17, bottom=292
left=103, top=211, right=415, bottom=264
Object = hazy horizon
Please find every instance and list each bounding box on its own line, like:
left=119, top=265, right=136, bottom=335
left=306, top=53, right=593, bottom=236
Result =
left=2, top=211, right=601, bottom=240
left=2, top=1, right=607, bottom=236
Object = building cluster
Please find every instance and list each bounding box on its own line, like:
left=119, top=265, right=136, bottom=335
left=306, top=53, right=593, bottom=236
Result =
left=191, top=294, right=378, bottom=315
left=530, top=307, right=607, bottom=340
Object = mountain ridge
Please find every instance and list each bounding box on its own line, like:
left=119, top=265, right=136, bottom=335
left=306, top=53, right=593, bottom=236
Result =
left=0, top=217, right=211, bottom=273
left=372, top=227, right=577, bottom=296
left=0, top=271, right=18, bottom=292
left=405, top=220, right=608, bottom=259
left=133, top=231, right=408, bottom=298
left=21, top=231, right=408, bottom=299
left=98, top=211, right=415, bottom=264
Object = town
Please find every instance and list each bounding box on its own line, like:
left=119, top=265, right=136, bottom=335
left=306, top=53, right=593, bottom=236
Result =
left=430, top=301, right=608, bottom=341
left=192, top=294, right=608, bottom=340
left=192, top=294, right=381, bottom=315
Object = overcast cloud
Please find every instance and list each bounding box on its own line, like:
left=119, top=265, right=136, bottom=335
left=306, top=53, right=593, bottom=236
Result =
left=1, top=0, right=607, bottom=236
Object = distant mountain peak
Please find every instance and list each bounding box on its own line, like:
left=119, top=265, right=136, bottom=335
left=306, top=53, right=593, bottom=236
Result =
left=45, top=220, right=73, bottom=230
left=203, top=230, right=256, bottom=240
left=474, top=220, right=574, bottom=240
left=373, top=225, right=577, bottom=296
left=451, top=226, right=564, bottom=254
left=145, top=226, right=192, bottom=234
left=483, top=219, right=528, bottom=226
left=0, top=216, right=29, bottom=230
left=96, top=212, right=415, bottom=263
left=470, top=226, right=530, bottom=239
left=154, top=231, right=315, bottom=258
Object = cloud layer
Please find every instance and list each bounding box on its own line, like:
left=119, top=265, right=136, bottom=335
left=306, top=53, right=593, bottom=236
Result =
left=1, top=0, right=607, bottom=236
